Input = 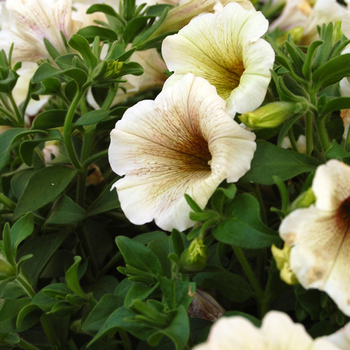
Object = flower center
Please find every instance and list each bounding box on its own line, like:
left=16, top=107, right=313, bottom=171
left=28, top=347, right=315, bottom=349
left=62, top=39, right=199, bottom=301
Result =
left=336, top=196, right=350, bottom=227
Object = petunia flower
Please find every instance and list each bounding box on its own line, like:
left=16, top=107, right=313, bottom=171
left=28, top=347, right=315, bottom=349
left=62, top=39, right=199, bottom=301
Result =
left=108, top=74, right=256, bottom=231
left=279, top=159, right=350, bottom=317
left=0, top=0, right=83, bottom=62
left=162, top=2, right=275, bottom=117
left=192, top=311, right=340, bottom=350
left=324, top=322, right=350, bottom=350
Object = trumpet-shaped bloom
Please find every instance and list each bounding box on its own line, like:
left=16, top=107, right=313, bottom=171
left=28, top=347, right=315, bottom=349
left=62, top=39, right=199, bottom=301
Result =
left=0, top=0, right=83, bottom=62
left=324, top=322, right=350, bottom=350
left=279, top=160, right=350, bottom=316
left=162, top=3, right=275, bottom=116
left=108, top=74, right=256, bottom=231
left=192, top=311, right=340, bottom=350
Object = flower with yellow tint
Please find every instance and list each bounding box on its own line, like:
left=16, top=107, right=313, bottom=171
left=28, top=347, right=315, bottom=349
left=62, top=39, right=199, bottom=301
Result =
left=279, top=159, right=350, bottom=317
left=0, top=0, right=83, bottom=62
left=192, top=311, right=340, bottom=350
left=108, top=74, right=256, bottom=231
left=162, top=2, right=274, bottom=117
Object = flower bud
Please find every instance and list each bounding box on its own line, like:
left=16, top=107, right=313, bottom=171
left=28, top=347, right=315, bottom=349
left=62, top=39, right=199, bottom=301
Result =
left=276, top=27, right=304, bottom=46
left=239, top=102, right=304, bottom=129
left=179, top=237, right=208, bottom=273
left=188, top=289, right=225, bottom=322
left=271, top=244, right=298, bottom=285
left=288, top=187, right=315, bottom=213
left=103, top=60, right=123, bottom=79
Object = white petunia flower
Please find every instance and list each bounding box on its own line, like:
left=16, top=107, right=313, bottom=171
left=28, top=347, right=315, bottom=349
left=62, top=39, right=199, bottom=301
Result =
left=324, top=322, right=350, bottom=350
left=0, top=0, right=83, bottom=62
left=162, top=2, right=275, bottom=117
left=279, top=159, right=350, bottom=317
left=192, top=311, right=340, bottom=350
left=108, top=74, right=256, bottom=231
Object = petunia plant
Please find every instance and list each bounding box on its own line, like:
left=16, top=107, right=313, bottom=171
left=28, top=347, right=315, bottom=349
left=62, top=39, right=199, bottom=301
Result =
left=1, top=0, right=350, bottom=349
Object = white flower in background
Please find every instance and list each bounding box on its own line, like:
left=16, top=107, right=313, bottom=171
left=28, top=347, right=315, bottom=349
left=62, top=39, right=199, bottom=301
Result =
left=162, top=3, right=275, bottom=117
left=0, top=0, right=83, bottom=62
left=279, top=159, right=350, bottom=317
left=282, top=135, right=307, bottom=154
left=72, top=3, right=108, bottom=27
left=324, top=322, right=350, bottom=350
left=192, top=311, right=340, bottom=350
left=108, top=74, right=256, bottom=231
left=42, top=144, right=59, bottom=163
left=270, top=0, right=346, bottom=45
left=13, top=62, right=49, bottom=117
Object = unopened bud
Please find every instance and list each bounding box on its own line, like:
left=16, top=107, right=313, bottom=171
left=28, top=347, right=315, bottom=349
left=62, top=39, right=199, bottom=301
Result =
left=104, top=60, right=123, bottom=79
left=188, top=289, right=225, bottom=322
left=239, top=102, right=303, bottom=129
left=276, top=27, right=304, bottom=46
left=289, top=187, right=315, bottom=213
left=179, top=237, right=208, bottom=273
left=271, top=244, right=298, bottom=285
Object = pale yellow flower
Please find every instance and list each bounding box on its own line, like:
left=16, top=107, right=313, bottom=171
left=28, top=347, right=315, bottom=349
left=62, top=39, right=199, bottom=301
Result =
left=108, top=74, right=256, bottom=231
left=162, top=3, right=275, bottom=117
left=324, top=322, right=350, bottom=350
left=193, top=311, right=340, bottom=350
left=279, top=159, right=350, bottom=317
left=0, top=0, right=83, bottom=62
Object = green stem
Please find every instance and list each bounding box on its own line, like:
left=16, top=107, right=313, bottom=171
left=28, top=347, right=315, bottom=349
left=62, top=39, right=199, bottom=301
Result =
left=305, top=111, right=313, bottom=156
left=253, top=184, right=266, bottom=224
left=287, top=129, right=299, bottom=152
left=119, top=329, right=132, bottom=350
left=16, top=274, right=35, bottom=299
left=81, top=149, right=108, bottom=170
left=40, top=314, right=61, bottom=350
left=17, top=337, right=41, bottom=350
left=76, top=131, right=93, bottom=206
left=232, top=246, right=268, bottom=317
left=0, top=106, right=18, bottom=125
left=0, top=193, right=16, bottom=210
left=63, top=88, right=86, bottom=170
left=8, top=92, right=23, bottom=126
left=315, top=117, right=330, bottom=154
left=101, top=84, right=118, bottom=110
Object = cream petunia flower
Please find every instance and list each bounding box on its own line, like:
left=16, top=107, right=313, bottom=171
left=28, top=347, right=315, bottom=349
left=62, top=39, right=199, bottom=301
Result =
left=108, top=74, right=256, bottom=231
left=192, top=311, right=340, bottom=350
left=279, top=159, right=350, bottom=317
left=162, top=2, right=275, bottom=117
left=0, top=0, right=83, bottom=62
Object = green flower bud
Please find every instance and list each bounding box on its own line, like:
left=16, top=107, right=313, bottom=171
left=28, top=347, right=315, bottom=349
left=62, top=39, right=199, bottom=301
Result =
left=332, top=21, right=343, bottom=46
left=239, top=102, right=305, bottom=129
left=276, top=27, right=304, bottom=46
left=103, top=60, right=123, bottom=79
left=288, top=187, right=316, bottom=213
left=179, top=237, right=208, bottom=273
left=271, top=244, right=298, bottom=285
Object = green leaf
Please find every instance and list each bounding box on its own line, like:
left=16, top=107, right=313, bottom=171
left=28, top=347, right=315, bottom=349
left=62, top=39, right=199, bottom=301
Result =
left=0, top=298, right=30, bottom=334
left=148, top=237, right=172, bottom=279
left=82, top=294, right=124, bottom=333
left=124, top=282, right=159, bottom=309
left=302, top=40, right=323, bottom=80
left=65, top=256, right=88, bottom=300
left=31, top=110, right=68, bottom=129
left=325, top=140, right=350, bottom=159
left=86, top=4, right=126, bottom=25
left=87, top=184, right=120, bottom=217
left=14, top=166, right=77, bottom=219
left=120, top=62, right=144, bottom=76
left=115, top=236, right=163, bottom=276
left=240, top=140, right=320, bottom=185
left=10, top=212, right=34, bottom=254
left=124, top=16, right=154, bottom=43
left=75, top=109, right=112, bottom=126
left=213, top=194, right=280, bottom=249
left=320, top=97, right=350, bottom=116
left=313, top=53, right=350, bottom=91
left=32, top=63, right=60, bottom=83
left=68, top=34, right=98, bottom=70
left=0, top=128, right=27, bottom=171
left=46, top=195, right=86, bottom=225
left=147, top=306, right=189, bottom=350
left=17, top=231, right=69, bottom=284
left=76, top=26, right=118, bottom=43
left=194, top=270, right=252, bottom=302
